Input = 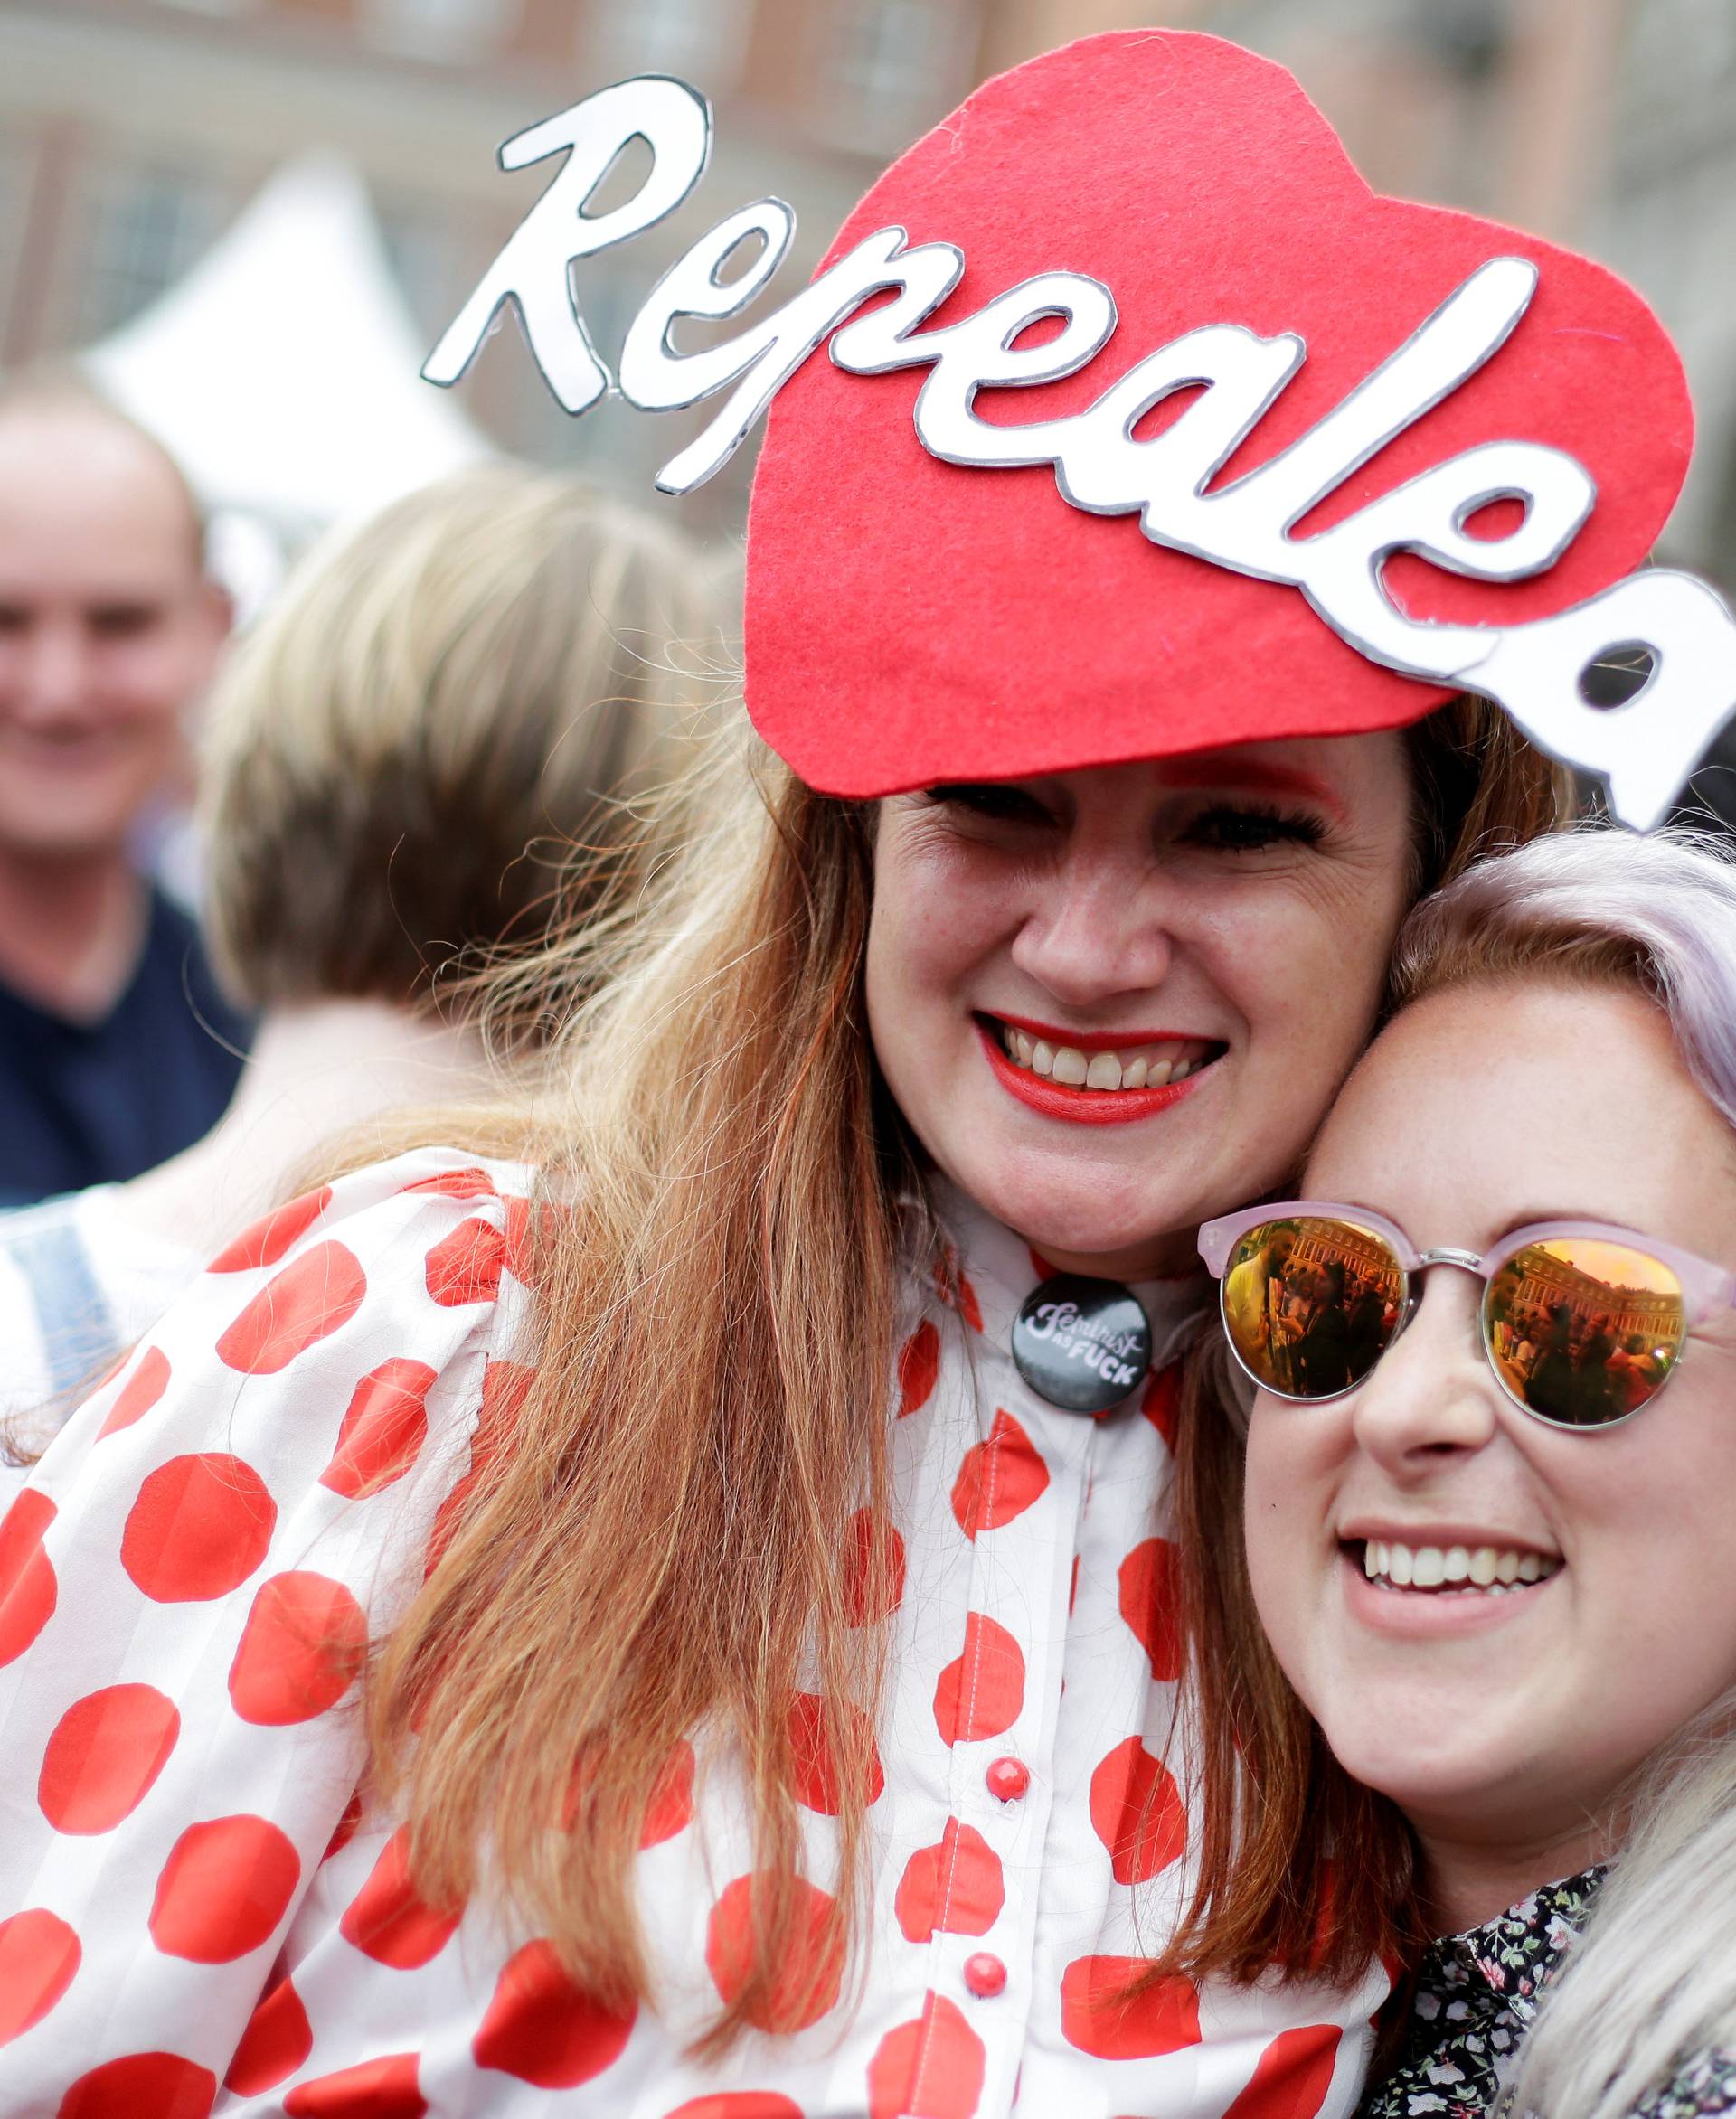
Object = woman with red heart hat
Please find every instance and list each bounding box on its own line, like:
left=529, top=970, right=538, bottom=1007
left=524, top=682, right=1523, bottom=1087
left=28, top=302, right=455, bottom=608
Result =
left=0, top=29, right=1696, bottom=2118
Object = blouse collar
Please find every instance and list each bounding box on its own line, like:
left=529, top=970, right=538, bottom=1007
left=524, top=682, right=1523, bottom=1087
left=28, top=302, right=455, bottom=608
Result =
left=923, top=1172, right=1212, bottom=1377
left=1424, top=1867, right=1607, bottom=2008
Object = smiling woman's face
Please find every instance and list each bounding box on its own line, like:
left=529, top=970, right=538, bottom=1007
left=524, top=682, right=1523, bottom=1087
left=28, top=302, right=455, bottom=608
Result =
left=1244, top=978, right=1736, bottom=1886
left=864, top=735, right=1416, bottom=1276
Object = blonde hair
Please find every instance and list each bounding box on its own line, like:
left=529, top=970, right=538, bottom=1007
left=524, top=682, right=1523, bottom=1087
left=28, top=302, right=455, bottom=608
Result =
left=357, top=691, right=1571, bottom=2049
left=201, top=464, right=724, bottom=1027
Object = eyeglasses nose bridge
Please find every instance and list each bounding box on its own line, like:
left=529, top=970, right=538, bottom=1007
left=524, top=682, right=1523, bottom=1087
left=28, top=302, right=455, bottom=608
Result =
left=1398, top=1248, right=1486, bottom=1329
left=1413, top=1246, right=1486, bottom=1276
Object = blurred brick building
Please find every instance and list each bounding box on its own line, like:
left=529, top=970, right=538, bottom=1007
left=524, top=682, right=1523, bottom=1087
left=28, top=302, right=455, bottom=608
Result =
left=2, top=0, right=1733, bottom=571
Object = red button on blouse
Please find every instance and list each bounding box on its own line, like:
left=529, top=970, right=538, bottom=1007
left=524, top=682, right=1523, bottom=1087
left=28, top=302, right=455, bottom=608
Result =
left=985, top=1756, right=1029, bottom=1802
left=964, top=1952, right=1008, bottom=1998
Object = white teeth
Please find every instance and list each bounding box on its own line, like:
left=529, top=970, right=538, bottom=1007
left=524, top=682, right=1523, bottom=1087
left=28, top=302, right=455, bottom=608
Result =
left=1361, top=1539, right=1559, bottom=1596
left=995, top=1027, right=1213, bottom=1091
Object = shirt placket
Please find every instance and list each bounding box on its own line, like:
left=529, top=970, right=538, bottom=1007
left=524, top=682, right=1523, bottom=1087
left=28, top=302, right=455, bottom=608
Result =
left=913, top=1365, right=1098, bottom=2117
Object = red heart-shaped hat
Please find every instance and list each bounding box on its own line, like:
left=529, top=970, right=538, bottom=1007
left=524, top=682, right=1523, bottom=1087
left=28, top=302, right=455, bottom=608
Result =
left=743, top=30, right=1692, bottom=796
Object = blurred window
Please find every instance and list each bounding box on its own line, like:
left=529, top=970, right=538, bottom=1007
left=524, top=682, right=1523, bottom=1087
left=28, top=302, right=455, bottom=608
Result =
left=80, top=165, right=223, bottom=337
left=824, top=0, right=976, bottom=146
left=361, top=0, right=522, bottom=64
left=591, top=0, right=750, bottom=92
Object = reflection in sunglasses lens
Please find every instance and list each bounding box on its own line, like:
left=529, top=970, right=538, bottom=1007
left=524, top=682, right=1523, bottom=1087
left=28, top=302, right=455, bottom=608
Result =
left=1221, top=1217, right=1404, bottom=1399
left=1485, top=1238, right=1685, bottom=1427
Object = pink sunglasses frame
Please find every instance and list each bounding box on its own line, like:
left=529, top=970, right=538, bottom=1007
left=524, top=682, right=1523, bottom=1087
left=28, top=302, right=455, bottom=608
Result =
left=1196, top=1198, right=1736, bottom=1427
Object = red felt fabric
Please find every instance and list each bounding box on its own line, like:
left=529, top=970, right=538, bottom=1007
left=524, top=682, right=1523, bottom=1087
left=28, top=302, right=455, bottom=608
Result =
left=743, top=30, right=1691, bottom=795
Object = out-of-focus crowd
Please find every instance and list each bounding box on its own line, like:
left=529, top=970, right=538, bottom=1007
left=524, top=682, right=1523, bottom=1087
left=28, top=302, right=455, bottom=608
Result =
left=0, top=370, right=725, bottom=1427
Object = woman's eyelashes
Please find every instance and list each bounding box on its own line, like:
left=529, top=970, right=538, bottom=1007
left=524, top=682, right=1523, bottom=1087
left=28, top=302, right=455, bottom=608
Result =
left=1180, top=802, right=1329, bottom=854
left=922, top=782, right=1057, bottom=828
left=919, top=785, right=1333, bottom=853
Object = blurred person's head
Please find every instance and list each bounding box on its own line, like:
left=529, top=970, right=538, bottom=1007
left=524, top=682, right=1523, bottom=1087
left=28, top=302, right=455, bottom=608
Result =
left=199, top=463, right=722, bottom=1039
left=0, top=370, right=231, bottom=868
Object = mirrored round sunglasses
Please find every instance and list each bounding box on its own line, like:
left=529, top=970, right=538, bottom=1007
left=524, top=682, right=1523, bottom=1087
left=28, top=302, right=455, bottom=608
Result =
left=1197, top=1201, right=1736, bottom=1430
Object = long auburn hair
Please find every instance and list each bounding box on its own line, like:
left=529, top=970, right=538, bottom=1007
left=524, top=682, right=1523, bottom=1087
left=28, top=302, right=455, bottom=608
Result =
left=361, top=693, right=1571, bottom=2047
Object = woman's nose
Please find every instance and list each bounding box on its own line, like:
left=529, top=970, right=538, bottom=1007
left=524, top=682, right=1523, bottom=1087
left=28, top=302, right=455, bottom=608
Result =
left=1007, top=850, right=1174, bottom=1003
left=1347, top=1275, right=1502, bottom=1473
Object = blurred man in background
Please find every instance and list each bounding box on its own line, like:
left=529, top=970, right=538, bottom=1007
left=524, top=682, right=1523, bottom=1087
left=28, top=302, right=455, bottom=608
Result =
left=0, top=372, right=247, bottom=1206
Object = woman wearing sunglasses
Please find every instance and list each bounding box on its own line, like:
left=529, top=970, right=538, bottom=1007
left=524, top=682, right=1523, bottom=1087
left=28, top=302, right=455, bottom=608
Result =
left=1182, top=827, right=1736, bottom=2118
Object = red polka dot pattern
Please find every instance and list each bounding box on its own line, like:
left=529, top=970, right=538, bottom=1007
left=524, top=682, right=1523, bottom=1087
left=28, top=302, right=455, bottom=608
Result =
left=207, top=1186, right=333, bottom=1274
left=319, top=1358, right=435, bottom=1498
left=932, top=1613, right=1025, bottom=1745
left=38, top=1682, right=179, bottom=1833
left=0, top=1488, right=56, bottom=1665
left=935, top=1257, right=984, bottom=1333
left=842, top=1507, right=906, bottom=1626
left=121, top=1454, right=276, bottom=1605
left=664, top=2097, right=805, bottom=2119
left=0, top=1149, right=1381, bottom=2113
left=1088, top=1737, right=1188, bottom=1886
left=1060, top=1956, right=1202, bottom=2059
left=148, top=1814, right=300, bottom=1963
left=868, top=1992, right=986, bottom=2119
left=0, top=1907, right=80, bottom=2045
left=215, top=1241, right=367, bottom=1374
left=472, top=1939, right=637, bottom=2086
left=59, top=2052, right=217, bottom=2119
left=1118, top=1536, right=1184, bottom=1682
left=705, top=1874, right=844, bottom=2033
left=401, top=1164, right=497, bottom=1200
left=339, top=1826, right=462, bottom=1970
left=227, top=1571, right=367, bottom=1726
left=225, top=1974, right=314, bottom=2094
left=422, top=1358, right=533, bottom=1578
left=1222, top=2023, right=1344, bottom=2119
left=97, top=1345, right=171, bottom=1440
left=641, top=1740, right=697, bottom=1847
left=894, top=1818, right=1004, bottom=1942
left=787, top=1692, right=885, bottom=1814
left=283, top=2053, right=425, bottom=2117
left=897, top=1320, right=939, bottom=1416
left=949, top=1408, right=1050, bottom=1539
left=425, top=1216, right=506, bottom=1308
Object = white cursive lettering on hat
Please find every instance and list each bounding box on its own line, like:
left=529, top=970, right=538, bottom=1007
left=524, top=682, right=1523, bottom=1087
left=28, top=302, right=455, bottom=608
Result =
left=423, top=77, right=1736, bottom=831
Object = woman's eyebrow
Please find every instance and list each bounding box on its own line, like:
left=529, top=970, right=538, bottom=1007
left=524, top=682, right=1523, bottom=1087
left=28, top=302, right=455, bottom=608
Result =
left=1156, top=755, right=1347, bottom=819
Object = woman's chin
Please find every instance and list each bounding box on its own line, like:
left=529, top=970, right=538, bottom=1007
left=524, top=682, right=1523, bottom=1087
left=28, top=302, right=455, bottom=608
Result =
left=981, top=1170, right=1197, bottom=1278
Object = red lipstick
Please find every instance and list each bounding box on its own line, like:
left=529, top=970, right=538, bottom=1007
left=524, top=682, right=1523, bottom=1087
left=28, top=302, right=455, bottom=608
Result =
left=976, top=1022, right=1211, bottom=1126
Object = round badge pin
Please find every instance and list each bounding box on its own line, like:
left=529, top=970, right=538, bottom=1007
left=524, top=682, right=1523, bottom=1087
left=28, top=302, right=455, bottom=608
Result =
left=1012, top=1275, right=1153, bottom=1414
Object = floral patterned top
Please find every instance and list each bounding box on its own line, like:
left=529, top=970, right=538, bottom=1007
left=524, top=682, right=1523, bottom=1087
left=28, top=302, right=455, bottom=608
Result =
left=1361, top=1867, right=1736, bottom=2119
